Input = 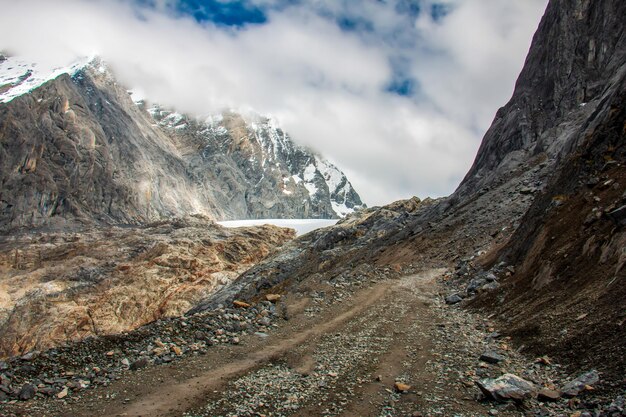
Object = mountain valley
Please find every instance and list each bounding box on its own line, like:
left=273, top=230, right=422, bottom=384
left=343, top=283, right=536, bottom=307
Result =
left=0, top=0, right=625, bottom=416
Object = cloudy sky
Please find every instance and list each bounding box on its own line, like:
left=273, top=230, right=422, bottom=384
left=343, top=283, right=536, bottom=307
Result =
left=1, top=0, right=548, bottom=206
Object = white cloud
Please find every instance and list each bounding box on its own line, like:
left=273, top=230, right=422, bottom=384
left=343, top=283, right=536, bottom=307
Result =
left=0, top=0, right=548, bottom=206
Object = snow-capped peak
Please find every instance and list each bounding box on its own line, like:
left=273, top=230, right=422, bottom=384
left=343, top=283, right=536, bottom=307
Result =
left=0, top=54, right=93, bottom=104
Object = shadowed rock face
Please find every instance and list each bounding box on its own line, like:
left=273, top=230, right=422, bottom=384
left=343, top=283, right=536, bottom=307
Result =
left=455, top=0, right=626, bottom=201
left=0, top=216, right=294, bottom=358
left=0, top=60, right=364, bottom=232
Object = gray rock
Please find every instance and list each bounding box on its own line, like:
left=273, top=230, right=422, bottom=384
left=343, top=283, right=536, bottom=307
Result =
left=481, top=281, right=500, bottom=291
left=445, top=294, right=463, bottom=305
left=0, top=361, right=7, bottom=371
left=467, top=278, right=487, bottom=294
left=561, top=370, right=600, bottom=397
left=258, top=317, right=272, bottom=327
left=129, top=357, right=149, bottom=371
left=479, top=351, right=506, bottom=364
left=476, top=374, right=536, bottom=402
left=607, top=395, right=624, bottom=413
left=520, top=187, right=536, bottom=195
left=0, top=373, right=10, bottom=386
left=20, top=351, right=38, bottom=361
left=587, top=177, right=600, bottom=186
left=18, top=384, right=36, bottom=401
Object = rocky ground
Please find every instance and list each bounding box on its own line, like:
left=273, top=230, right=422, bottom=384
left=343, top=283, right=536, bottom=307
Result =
left=0, top=215, right=294, bottom=358
left=0, top=264, right=622, bottom=417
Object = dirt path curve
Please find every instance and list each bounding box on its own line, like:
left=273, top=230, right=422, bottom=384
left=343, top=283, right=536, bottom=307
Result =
left=110, top=281, right=390, bottom=417
left=57, top=269, right=498, bottom=417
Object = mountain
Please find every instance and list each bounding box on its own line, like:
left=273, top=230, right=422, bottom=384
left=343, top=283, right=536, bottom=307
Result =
left=0, top=56, right=364, bottom=231
left=192, top=0, right=626, bottom=391
left=148, top=106, right=364, bottom=219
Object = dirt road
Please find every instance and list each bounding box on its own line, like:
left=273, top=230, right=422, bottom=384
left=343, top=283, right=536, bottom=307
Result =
left=7, top=269, right=543, bottom=417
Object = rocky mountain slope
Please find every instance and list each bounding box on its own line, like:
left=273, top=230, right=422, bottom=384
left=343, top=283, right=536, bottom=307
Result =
left=0, top=215, right=293, bottom=358
left=0, top=57, right=363, bottom=231
left=192, top=0, right=626, bottom=393
left=468, top=0, right=626, bottom=386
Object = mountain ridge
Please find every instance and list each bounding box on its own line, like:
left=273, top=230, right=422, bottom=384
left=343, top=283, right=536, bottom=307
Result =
left=0, top=56, right=364, bottom=231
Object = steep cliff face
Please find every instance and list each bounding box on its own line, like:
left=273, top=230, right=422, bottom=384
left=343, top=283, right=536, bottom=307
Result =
left=469, top=0, right=626, bottom=383
left=455, top=0, right=626, bottom=201
left=0, top=58, right=225, bottom=230
left=0, top=57, right=364, bottom=231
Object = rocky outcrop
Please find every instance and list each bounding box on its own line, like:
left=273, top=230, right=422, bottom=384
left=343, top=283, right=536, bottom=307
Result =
left=0, top=216, right=294, bottom=357
left=0, top=57, right=364, bottom=231
left=458, top=0, right=626, bottom=385
left=455, top=0, right=626, bottom=201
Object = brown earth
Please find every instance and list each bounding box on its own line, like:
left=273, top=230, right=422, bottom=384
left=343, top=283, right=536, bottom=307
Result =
left=471, top=93, right=626, bottom=388
left=0, top=215, right=294, bottom=358
left=3, top=269, right=536, bottom=417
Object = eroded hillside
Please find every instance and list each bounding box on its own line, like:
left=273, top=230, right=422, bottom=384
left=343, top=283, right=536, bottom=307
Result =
left=0, top=216, right=293, bottom=358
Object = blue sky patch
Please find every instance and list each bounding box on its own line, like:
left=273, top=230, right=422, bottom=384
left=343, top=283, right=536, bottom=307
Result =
left=430, top=3, right=451, bottom=22
left=176, top=0, right=267, bottom=26
left=386, top=77, right=418, bottom=97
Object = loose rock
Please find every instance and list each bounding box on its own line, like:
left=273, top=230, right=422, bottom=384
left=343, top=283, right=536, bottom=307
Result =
left=265, top=294, right=281, bottom=302
left=537, top=388, right=561, bottom=402
left=476, top=373, right=536, bottom=402
left=233, top=300, right=251, bottom=308
left=480, top=350, right=506, bottom=364
left=394, top=382, right=411, bottom=393
left=561, top=370, right=599, bottom=397
left=18, top=384, right=36, bottom=401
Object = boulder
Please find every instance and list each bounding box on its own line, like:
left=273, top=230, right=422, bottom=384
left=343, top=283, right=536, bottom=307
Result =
left=445, top=294, right=463, bottom=305
left=129, top=357, right=149, bottom=371
left=561, top=370, right=599, bottom=397
left=18, top=384, right=36, bottom=401
left=479, top=351, right=506, bottom=364
left=476, top=374, right=536, bottom=402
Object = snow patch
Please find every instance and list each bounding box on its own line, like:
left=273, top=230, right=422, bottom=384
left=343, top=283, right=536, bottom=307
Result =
left=331, top=201, right=355, bottom=218
left=218, top=219, right=338, bottom=236
left=0, top=55, right=91, bottom=103
left=302, top=164, right=318, bottom=196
